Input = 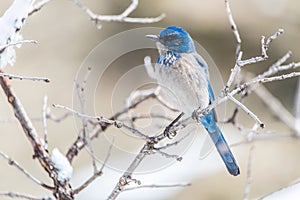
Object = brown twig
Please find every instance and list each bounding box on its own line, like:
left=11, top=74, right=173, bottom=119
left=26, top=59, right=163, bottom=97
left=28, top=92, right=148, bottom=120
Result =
left=0, top=75, right=73, bottom=199
left=66, top=91, right=157, bottom=163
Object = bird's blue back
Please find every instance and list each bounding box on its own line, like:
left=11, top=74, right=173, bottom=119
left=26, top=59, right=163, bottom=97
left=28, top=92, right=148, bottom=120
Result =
left=152, top=26, right=240, bottom=176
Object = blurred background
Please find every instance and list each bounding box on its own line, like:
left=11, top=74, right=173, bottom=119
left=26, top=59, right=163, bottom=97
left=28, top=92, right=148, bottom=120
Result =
left=0, top=0, right=300, bottom=199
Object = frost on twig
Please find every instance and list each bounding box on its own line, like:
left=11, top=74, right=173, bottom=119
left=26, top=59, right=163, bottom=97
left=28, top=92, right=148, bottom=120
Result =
left=74, top=0, right=165, bottom=29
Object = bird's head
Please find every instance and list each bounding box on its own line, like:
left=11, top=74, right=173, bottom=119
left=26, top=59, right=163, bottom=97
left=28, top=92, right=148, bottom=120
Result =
left=147, top=26, right=196, bottom=54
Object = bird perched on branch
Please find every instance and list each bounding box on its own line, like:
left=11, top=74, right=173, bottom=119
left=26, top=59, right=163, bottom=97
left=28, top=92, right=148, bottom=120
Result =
left=146, top=26, right=240, bottom=176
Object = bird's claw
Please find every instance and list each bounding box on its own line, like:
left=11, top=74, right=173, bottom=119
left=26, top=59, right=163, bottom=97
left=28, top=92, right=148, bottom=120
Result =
left=164, top=125, right=177, bottom=139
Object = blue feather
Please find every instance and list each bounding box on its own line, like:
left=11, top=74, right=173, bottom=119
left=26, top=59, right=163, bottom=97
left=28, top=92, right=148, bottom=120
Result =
left=200, top=112, right=240, bottom=176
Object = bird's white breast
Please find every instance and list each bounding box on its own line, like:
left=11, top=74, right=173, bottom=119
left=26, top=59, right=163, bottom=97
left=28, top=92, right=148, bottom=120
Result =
left=155, top=53, right=209, bottom=116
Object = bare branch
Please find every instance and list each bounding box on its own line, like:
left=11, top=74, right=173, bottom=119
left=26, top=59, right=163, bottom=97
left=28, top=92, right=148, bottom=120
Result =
left=76, top=66, right=98, bottom=173
left=123, top=183, right=191, bottom=192
left=0, top=40, right=37, bottom=52
left=0, top=192, right=51, bottom=200
left=74, top=0, right=165, bottom=28
left=52, top=104, right=115, bottom=124
left=107, top=144, right=148, bottom=200
left=53, top=103, right=150, bottom=140
left=29, top=0, right=54, bottom=16
left=243, top=72, right=297, bottom=133
left=225, top=0, right=241, bottom=58
left=122, top=113, right=174, bottom=122
left=295, top=78, right=300, bottom=134
left=0, top=76, right=73, bottom=199
left=0, top=151, right=52, bottom=190
left=227, top=94, right=264, bottom=128
left=238, top=29, right=284, bottom=67
left=42, top=96, right=48, bottom=150
left=144, top=56, right=156, bottom=79
left=0, top=0, right=34, bottom=68
left=66, top=89, right=159, bottom=163
left=259, top=51, right=299, bottom=78
left=73, top=137, right=114, bottom=194
left=225, top=28, right=284, bottom=91
left=196, top=71, right=300, bottom=120
left=153, top=149, right=182, bottom=161
left=0, top=72, right=50, bottom=82
left=46, top=112, right=73, bottom=123
left=244, top=144, right=255, bottom=200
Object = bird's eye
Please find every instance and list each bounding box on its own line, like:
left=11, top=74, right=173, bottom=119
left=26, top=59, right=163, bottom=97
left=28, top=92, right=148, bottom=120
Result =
left=162, top=34, right=183, bottom=46
left=163, top=34, right=177, bottom=41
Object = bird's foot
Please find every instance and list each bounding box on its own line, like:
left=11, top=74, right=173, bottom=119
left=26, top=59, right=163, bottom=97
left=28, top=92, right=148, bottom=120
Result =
left=163, top=125, right=177, bottom=139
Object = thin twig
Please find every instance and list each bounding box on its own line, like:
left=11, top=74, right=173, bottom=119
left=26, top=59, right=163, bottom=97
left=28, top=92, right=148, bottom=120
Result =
left=123, top=113, right=174, bottom=122
left=237, top=29, right=284, bottom=67
left=259, top=55, right=300, bottom=78
left=52, top=104, right=115, bottom=124
left=123, top=183, right=191, bottom=192
left=53, top=103, right=150, bottom=140
left=0, top=151, right=52, bottom=190
left=196, top=71, right=300, bottom=120
left=0, top=40, right=37, bottom=52
left=73, top=137, right=115, bottom=194
left=225, top=0, right=241, bottom=59
left=0, top=72, right=50, bottom=82
left=76, top=66, right=98, bottom=173
left=244, top=144, right=255, bottom=200
left=153, top=149, right=182, bottom=161
left=107, top=144, right=149, bottom=200
left=144, top=56, right=156, bottom=79
left=0, top=76, right=72, bottom=199
left=295, top=78, right=300, bottom=135
left=227, top=94, right=264, bottom=128
left=0, top=192, right=51, bottom=200
left=42, top=95, right=48, bottom=150
left=243, top=72, right=297, bottom=133
left=66, top=90, right=160, bottom=163
left=29, top=0, right=54, bottom=16
left=225, top=28, right=284, bottom=90
left=46, top=112, right=73, bottom=123
left=74, top=0, right=165, bottom=28
left=156, top=131, right=192, bottom=150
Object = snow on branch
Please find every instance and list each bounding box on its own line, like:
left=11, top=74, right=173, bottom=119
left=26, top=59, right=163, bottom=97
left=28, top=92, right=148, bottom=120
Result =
left=0, top=0, right=35, bottom=69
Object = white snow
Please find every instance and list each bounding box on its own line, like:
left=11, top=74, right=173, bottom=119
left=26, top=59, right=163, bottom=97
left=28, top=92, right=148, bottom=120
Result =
left=0, top=0, right=34, bottom=68
left=261, top=182, right=300, bottom=200
left=51, top=148, right=73, bottom=182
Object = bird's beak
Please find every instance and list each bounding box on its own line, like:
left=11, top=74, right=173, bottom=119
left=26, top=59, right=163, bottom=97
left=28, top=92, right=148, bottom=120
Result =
left=146, top=34, right=159, bottom=41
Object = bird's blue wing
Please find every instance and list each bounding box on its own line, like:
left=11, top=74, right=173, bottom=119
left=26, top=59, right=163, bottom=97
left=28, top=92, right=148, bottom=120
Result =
left=193, top=54, right=209, bottom=78
left=194, top=53, right=217, bottom=120
left=207, top=81, right=215, bottom=102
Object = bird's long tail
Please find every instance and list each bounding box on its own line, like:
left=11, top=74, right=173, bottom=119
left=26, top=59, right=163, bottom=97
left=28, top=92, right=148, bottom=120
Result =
left=200, top=112, right=240, bottom=176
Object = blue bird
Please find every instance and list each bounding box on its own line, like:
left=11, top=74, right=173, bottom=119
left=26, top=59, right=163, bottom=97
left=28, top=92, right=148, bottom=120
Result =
left=146, top=26, right=240, bottom=176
